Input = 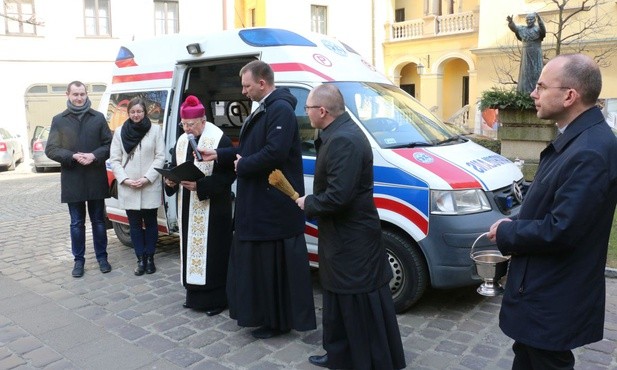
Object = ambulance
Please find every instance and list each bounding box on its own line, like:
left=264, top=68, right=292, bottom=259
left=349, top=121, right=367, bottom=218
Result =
left=100, top=28, right=524, bottom=313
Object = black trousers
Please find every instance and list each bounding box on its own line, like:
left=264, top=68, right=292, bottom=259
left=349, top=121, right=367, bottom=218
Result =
left=512, top=341, right=575, bottom=370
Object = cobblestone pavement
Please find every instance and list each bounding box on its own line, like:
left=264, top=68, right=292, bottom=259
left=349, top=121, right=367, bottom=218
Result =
left=1, top=161, right=616, bottom=369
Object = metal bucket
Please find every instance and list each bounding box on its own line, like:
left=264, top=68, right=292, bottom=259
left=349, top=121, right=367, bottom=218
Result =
left=470, top=233, right=510, bottom=296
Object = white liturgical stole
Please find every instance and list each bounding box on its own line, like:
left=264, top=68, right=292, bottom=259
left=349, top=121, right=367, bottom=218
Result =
left=176, top=124, right=223, bottom=285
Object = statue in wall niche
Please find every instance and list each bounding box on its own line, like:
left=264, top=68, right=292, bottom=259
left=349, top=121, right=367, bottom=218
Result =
left=507, top=13, right=546, bottom=94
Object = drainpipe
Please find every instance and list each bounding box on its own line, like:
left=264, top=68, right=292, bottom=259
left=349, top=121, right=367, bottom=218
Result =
left=371, top=0, right=375, bottom=66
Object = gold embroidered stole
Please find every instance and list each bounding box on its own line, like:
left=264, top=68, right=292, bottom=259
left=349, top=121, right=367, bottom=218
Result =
left=176, top=124, right=223, bottom=285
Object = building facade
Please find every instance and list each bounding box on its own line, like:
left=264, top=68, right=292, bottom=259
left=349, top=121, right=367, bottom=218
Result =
left=0, top=0, right=381, bottom=159
left=383, top=0, right=617, bottom=131
left=2, top=0, right=616, bottom=160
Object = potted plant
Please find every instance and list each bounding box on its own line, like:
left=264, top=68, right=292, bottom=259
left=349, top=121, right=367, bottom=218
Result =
left=478, top=87, right=535, bottom=111
left=478, top=87, right=548, bottom=125
left=479, top=87, right=556, bottom=180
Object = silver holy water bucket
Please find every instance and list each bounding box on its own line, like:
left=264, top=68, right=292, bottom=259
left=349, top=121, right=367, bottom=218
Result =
left=470, top=232, right=510, bottom=296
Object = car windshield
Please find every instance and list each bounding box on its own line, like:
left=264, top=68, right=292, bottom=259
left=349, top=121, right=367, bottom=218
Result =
left=331, top=82, right=461, bottom=149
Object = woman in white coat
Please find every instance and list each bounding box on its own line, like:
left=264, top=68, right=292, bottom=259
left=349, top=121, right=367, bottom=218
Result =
left=110, top=97, right=165, bottom=275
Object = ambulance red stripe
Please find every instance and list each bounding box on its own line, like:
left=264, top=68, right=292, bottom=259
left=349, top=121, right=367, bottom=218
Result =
left=374, top=195, right=429, bottom=234
left=393, top=148, right=481, bottom=189
left=111, top=62, right=332, bottom=85
left=271, top=62, right=334, bottom=81
left=112, top=71, right=174, bottom=83
left=303, top=195, right=429, bottom=238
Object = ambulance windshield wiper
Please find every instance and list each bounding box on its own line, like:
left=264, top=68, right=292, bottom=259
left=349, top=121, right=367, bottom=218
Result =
left=434, top=135, right=465, bottom=146
left=385, top=141, right=434, bottom=149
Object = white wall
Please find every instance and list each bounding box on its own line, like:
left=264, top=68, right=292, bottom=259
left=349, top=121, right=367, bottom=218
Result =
left=262, top=0, right=378, bottom=67
left=0, top=0, right=382, bottom=152
left=0, top=0, right=229, bottom=154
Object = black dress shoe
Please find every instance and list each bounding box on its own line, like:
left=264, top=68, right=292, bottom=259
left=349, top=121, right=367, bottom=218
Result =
left=308, top=354, right=329, bottom=368
left=182, top=303, right=190, bottom=309
left=251, top=325, right=290, bottom=339
left=205, top=307, right=225, bottom=316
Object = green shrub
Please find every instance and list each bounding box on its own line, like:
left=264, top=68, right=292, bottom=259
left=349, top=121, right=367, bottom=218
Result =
left=479, top=87, right=535, bottom=111
left=473, top=137, right=501, bottom=153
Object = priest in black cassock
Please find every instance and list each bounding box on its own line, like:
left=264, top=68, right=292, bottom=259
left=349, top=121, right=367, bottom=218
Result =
left=164, top=95, right=236, bottom=316
left=297, top=84, right=406, bottom=369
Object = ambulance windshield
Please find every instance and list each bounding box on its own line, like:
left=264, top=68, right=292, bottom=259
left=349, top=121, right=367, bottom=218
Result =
left=332, top=82, right=463, bottom=149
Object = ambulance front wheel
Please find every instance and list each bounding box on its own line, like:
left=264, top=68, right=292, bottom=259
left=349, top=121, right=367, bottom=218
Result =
left=112, top=221, right=134, bottom=248
left=383, top=229, right=429, bottom=313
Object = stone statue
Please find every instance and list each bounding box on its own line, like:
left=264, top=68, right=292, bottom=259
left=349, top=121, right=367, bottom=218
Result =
left=507, top=13, right=546, bottom=94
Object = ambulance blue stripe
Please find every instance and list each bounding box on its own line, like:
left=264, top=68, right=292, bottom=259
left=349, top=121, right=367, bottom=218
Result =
left=302, top=159, right=430, bottom=216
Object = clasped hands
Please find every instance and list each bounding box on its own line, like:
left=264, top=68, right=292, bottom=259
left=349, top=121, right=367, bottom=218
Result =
left=73, top=152, right=96, bottom=165
left=124, top=177, right=149, bottom=189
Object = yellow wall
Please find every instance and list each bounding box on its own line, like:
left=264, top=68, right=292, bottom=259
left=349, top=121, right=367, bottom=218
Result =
left=384, top=31, right=477, bottom=119
left=442, top=59, right=469, bottom=120
left=235, top=0, right=267, bottom=28
left=394, top=0, right=423, bottom=19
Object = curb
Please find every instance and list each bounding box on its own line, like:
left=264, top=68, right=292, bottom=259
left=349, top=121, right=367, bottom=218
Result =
left=606, top=267, right=617, bottom=278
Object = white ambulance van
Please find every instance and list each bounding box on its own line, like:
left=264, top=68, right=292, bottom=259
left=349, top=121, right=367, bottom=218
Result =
left=100, top=28, right=524, bottom=313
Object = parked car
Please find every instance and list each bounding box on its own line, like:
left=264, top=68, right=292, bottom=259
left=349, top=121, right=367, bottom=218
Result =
left=30, top=126, right=60, bottom=172
left=0, top=127, right=24, bottom=171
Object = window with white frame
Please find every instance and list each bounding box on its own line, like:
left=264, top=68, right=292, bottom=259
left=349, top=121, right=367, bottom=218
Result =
left=311, top=5, right=327, bottom=34
left=154, top=0, right=179, bottom=35
left=4, top=0, right=36, bottom=35
left=84, top=0, right=111, bottom=36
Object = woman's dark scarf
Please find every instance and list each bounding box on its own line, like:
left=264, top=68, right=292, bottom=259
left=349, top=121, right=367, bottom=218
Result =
left=121, top=116, right=152, bottom=154
left=66, top=97, right=92, bottom=121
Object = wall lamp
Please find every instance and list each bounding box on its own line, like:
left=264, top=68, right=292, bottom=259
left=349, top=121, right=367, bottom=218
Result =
left=417, top=55, right=431, bottom=75
left=186, top=43, right=203, bottom=55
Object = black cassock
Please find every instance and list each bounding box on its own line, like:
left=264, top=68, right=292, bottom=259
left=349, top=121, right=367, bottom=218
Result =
left=305, top=112, right=406, bottom=370
left=166, top=132, right=236, bottom=310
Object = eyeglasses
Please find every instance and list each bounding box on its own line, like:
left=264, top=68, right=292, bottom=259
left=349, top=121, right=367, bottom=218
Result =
left=534, top=83, right=571, bottom=93
left=179, top=121, right=199, bottom=128
left=128, top=110, right=144, bottom=114
left=304, top=105, right=321, bottom=111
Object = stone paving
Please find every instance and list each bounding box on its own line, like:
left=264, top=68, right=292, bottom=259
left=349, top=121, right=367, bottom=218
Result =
left=0, top=161, right=616, bottom=369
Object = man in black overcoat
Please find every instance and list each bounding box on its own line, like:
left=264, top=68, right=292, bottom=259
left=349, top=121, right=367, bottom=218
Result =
left=296, top=84, right=406, bottom=370
left=488, top=54, right=617, bottom=369
left=46, top=81, right=113, bottom=278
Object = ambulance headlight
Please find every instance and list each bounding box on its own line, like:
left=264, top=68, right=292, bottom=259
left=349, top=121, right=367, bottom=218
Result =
left=430, top=189, right=491, bottom=215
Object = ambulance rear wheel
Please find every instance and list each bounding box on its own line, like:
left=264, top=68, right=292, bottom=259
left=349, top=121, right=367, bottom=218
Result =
left=112, top=221, right=134, bottom=248
left=383, top=229, right=428, bottom=313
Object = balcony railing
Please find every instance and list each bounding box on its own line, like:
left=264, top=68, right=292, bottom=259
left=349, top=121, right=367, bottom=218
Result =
left=391, top=19, right=424, bottom=40
left=389, top=11, right=475, bottom=41
left=438, top=12, right=475, bottom=34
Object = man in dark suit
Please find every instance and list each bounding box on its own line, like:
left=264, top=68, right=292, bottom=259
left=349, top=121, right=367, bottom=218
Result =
left=296, top=84, right=406, bottom=370
left=488, top=54, right=617, bottom=369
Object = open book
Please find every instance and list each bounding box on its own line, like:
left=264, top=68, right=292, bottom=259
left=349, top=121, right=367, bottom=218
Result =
left=155, top=161, right=205, bottom=183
